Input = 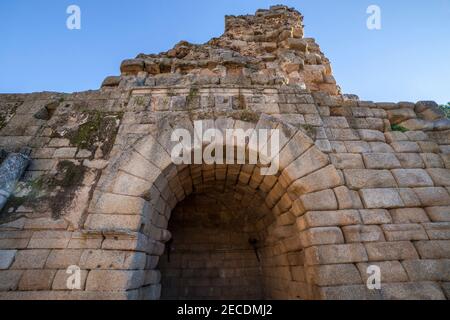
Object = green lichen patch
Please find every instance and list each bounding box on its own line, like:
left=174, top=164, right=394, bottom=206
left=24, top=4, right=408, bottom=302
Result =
left=391, top=124, right=409, bottom=133
left=232, top=109, right=260, bottom=123
left=300, top=124, right=317, bottom=139
left=65, top=111, right=122, bottom=157
left=0, top=161, right=89, bottom=222
left=0, top=102, right=20, bottom=130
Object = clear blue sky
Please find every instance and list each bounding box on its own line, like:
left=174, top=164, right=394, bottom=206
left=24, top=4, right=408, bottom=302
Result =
left=0, top=0, right=449, bottom=104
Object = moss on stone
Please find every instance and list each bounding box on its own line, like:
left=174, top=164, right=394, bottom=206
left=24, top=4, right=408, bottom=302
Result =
left=391, top=124, right=409, bottom=133
left=300, top=124, right=317, bottom=139
left=233, top=109, right=260, bottom=123
left=66, top=111, right=122, bottom=157
left=0, top=161, right=88, bottom=221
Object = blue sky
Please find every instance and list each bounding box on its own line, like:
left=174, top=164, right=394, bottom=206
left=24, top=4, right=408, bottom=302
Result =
left=0, top=0, right=449, bottom=104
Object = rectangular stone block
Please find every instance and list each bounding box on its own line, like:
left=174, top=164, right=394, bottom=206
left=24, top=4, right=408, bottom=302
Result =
left=414, top=187, right=450, bottom=206
left=89, top=192, right=148, bottom=215
left=427, top=168, right=450, bottom=186
left=334, top=186, right=363, bottom=210
left=342, top=225, right=385, bottom=243
left=45, top=250, right=83, bottom=269
left=85, top=214, right=144, bottom=232
left=425, top=207, right=450, bottom=222
left=414, top=240, right=450, bottom=259
left=381, top=282, right=445, bottom=300
left=298, top=227, right=344, bottom=247
left=80, top=250, right=146, bottom=270
left=402, top=259, right=450, bottom=281
left=297, top=210, right=361, bottom=230
left=300, top=189, right=338, bottom=211
left=358, top=129, right=386, bottom=142
left=330, top=154, right=364, bottom=169
left=18, top=270, right=56, bottom=291
left=359, top=209, right=392, bottom=225
left=0, top=250, right=17, bottom=270
left=288, top=165, right=343, bottom=196
left=305, top=244, right=368, bottom=265
left=360, top=189, right=404, bottom=209
left=28, top=231, right=71, bottom=249
left=306, top=264, right=362, bottom=286
left=395, top=153, right=425, bottom=169
left=422, top=222, right=450, bottom=240
left=0, top=270, right=23, bottom=291
left=344, top=169, right=397, bottom=189
left=86, top=270, right=145, bottom=291
left=365, top=241, right=419, bottom=261
left=391, top=169, right=434, bottom=187
left=363, top=153, right=401, bottom=169
left=382, top=224, right=428, bottom=241
left=390, top=208, right=429, bottom=223
left=390, top=141, right=421, bottom=153
left=11, top=249, right=50, bottom=269
left=318, top=284, right=382, bottom=300
left=281, top=147, right=330, bottom=186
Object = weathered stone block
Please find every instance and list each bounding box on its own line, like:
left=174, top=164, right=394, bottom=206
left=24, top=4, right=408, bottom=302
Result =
left=391, top=169, right=434, bottom=187
left=334, top=186, right=363, bottom=209
left=0, top=270, right=22, bottom=291
left=18, top=270, right=56, bottom=291
left=80, top=250, right=146, bottom=270
left=425, top=207, right=450, bottom=222
left=364, top=241, right=419, bottom=261
left=305, top=244, right=368, bottom=265
left=300, top=189, right=338, bottom=211
left=363, top=153, right=401, bottom=169
left=0, top=250, right=17, bottom=270
left=342, top=225, right=385, bottom=243
left=382, top=224, right=428, bottom=241
left=306, top=264, right=362, bottom=286
left=288, top=165, right=343, bottom=195
left=360, top=189, right=404, bottom=209
left=298, top=227, right=344, bottom=247
left=344, top=169, right=397, bottom=189
left=381, top=282, right=445, bottom=300
left=86, top=270, right=145, bottom=291
left=11, top=249, right=50, bottom=269
left=414, top=240, right=450, bottom=259
left=45, top=250, right=83, bottom=269
left=297, top=210, right=361, bottom=230
left=359, top=209, right=392, bottom=225
left=330, top=154, right=364, bottom=169
left=427, top=168, right=450, bottom=187
left=390, top=208, right=429, bottom=224
left=402, top=259, right=450, bottom=281
left=414, top=187, right=450, bottom=206
left=422, top=222, right=450, bottom=240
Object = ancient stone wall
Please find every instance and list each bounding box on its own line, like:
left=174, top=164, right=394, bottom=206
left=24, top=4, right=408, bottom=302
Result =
left=0, top=6, right=449, bottom=300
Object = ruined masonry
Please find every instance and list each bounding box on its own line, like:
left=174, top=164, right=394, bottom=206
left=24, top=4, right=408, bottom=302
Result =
left=0, top=6, right=449, bottom=300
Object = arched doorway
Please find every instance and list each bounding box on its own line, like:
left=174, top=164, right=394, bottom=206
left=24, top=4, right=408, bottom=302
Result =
left=85, top=115, right=345, bottom=300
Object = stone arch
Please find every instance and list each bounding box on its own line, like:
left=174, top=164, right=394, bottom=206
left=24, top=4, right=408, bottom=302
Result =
left=84, top=114, right=347, bottom=300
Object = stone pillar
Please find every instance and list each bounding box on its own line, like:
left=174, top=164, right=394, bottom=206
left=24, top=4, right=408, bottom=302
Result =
left=0, top=149, right=31, bottom=211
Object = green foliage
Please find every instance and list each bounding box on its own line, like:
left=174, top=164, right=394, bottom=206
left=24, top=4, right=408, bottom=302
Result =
left=391, top=124, right=409, bottom=133
left=438, top=102, right=450, bottom=119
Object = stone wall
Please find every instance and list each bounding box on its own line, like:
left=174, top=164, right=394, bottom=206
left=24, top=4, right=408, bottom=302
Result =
left=0, top=6, right=449, bottom=300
